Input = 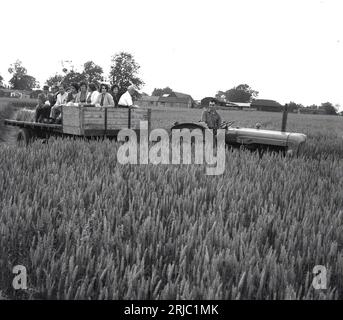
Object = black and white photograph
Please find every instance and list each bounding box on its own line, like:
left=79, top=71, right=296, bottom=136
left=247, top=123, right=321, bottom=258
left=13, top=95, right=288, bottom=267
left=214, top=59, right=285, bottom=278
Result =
left=0, top=0, right=342, bottom=310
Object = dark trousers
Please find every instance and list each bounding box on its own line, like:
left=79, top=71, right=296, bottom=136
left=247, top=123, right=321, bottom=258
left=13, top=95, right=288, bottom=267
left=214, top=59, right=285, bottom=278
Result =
left=35, top=105, right=51, bottom=122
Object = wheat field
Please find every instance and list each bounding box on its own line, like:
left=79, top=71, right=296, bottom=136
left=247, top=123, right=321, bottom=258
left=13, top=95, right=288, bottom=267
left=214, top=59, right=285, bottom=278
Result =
left=0, top=100, right=343, bottom=299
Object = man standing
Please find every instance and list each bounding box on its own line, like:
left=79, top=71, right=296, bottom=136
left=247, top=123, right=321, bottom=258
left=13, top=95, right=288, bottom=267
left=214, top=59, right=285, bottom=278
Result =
left=118, top=84, right=140, bottom=108
left=201, top=99, right=222, bottom=130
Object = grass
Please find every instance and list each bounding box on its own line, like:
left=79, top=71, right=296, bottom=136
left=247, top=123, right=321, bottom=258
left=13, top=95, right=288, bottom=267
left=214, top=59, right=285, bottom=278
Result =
left=0, top=102, right=15, bottom=143
left=0, top=102, right=343, bottom=300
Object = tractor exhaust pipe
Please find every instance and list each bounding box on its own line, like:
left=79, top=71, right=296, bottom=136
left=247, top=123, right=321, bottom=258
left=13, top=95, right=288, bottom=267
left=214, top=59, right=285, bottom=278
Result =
left=281, top=104, right=288, bottom=132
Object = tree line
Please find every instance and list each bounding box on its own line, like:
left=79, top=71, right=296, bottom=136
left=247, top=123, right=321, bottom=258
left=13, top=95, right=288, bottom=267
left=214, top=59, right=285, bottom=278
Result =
left=1, top=60, right=340, bottom=115
left=0, top=52, right=144, bottom=97
left=150, top=84, right=339, bottom=115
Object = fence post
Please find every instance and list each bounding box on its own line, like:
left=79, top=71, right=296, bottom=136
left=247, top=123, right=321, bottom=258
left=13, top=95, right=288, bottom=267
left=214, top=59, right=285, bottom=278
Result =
left=281, top=104, right=288, bottom=132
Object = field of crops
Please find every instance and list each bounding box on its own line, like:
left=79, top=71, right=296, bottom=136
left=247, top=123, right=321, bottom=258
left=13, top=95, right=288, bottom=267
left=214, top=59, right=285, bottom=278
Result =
left=0, top=100, right=343, bottom=299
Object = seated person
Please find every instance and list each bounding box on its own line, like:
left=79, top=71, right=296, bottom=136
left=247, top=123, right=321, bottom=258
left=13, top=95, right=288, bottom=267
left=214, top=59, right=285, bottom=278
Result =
left=95, top=83, right=114, bottom=107
left=48, top=85, right=59, bottom=106
left=67, top=83, right=79, bottom=103
left=86, top=83, right=99, bottom=105
left=75, top=81, right=88, bottom=104
left=118, top=84, right=140, bottom=108
left=201, top=99, right=222, bottom=130
left=110, top=84, right=120, bottom=107
left=35, top=93, right=50, bottom=123
left=42, top=85, right=51, bottom=101
left=49, top=84, right=68, bottom=123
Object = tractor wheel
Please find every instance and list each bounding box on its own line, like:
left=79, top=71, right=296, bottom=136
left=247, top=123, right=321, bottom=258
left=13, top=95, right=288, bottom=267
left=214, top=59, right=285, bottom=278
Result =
left=16, top=128, right=32, bottom=146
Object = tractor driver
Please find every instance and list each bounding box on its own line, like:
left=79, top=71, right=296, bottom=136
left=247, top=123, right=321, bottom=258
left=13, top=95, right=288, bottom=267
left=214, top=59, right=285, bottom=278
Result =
left=201, top=99, right=222, bottom=131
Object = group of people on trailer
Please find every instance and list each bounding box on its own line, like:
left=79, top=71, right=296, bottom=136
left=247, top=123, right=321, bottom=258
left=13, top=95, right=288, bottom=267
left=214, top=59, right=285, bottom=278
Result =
left=35, top=82, right=139, bottom=124
left=35, top=82, right=223, bottom=129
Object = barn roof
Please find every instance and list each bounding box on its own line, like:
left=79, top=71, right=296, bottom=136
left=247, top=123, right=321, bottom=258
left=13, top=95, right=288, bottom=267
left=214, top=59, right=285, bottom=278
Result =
left=173, top=91, right=194, bottom=101
left=158, top=96, right=190, bottom=103
left=228, top=102, right=251, bottom=107
left=251, top=99, right=282, bottom=107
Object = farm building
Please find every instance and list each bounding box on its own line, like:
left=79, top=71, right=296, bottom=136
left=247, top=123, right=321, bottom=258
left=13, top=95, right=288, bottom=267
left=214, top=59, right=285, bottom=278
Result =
left=0, top=88, right=31, bottom=99
left=251, top=99, right=283, bottom=112
left=137, top=91, right=196, bottom=108
left=201, top=97, right=228, bottom=107
left=230, top=102, right=251, bottom=108
left=298, top=107, right=327, bottom=115
left=136, top=96, right=160, bottom=108
left=200, top=97, right=250, bottom=109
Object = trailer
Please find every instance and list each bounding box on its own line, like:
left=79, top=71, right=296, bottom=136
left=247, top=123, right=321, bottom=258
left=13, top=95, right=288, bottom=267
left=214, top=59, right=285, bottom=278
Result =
left=4, top=106, right=151, bottom=145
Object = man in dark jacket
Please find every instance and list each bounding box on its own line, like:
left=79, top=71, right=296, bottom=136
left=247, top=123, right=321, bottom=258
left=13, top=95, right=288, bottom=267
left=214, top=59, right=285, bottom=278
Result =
left=201, top=99, right=222, bottom=130
left=35, top=93, right=50, bottom=122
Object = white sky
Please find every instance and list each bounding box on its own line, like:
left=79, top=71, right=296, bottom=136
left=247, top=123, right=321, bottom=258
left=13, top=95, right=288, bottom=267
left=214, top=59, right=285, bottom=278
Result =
left=1, top=0, right=342, bottom=108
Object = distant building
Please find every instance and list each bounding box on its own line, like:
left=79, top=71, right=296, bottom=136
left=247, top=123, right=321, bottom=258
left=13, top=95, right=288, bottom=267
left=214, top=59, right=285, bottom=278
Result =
left=0, top=88, right=31, bottom=99
left=201, top=97, right=227, bottom=107
left=137, top=91, right=195, bottom=108
left=137, top=96, right=160, bottom=108
left=200, top=97, right=250, bottom=109
left=298, top=107, right=327, bottom=115
left=250, top=99, right=283, bottom=112
left=228, top=102, right=251, bottom=109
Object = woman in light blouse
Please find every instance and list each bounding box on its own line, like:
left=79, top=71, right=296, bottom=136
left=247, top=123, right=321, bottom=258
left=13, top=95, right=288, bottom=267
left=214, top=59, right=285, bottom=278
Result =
left=86, top=83, right=99, bottom=105
left=95, top=83, right=114, bottom=107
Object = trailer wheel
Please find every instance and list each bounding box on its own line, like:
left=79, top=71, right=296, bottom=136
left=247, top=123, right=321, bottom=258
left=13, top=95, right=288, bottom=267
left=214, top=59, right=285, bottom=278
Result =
left=16, top=128, right=31, bottom=146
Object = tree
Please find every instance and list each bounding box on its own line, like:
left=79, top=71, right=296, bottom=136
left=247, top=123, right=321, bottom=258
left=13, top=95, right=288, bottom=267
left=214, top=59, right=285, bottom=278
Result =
left=151, top=87, right=173, bottom=96
left=45, top=65, right=85, bottom=88
left=222, top=84, right=259, bottom=103
left=215, top=91, right=226, bottom=101
left=82, top=61, right=103, bottom=86
left=0, top=74, right=4, bottom=88
left=287, top=101, right=304, bottom=112
left=46, top=74, right=64, bottom=87
left=8, top=60, right=37, bottom=90
left=46, top=71, right=85, bottom=88
left=321, top=102, right=337, bottom=115
left=46, top=60, right=103, bottom=89
left=109, top=52, right=144, bottom=96
left=61, top=69, right=86, bottom=86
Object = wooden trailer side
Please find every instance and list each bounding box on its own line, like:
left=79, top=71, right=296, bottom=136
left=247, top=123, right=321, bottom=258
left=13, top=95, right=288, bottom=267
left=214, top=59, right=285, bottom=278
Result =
left=62, top=106, right=151, bottom=136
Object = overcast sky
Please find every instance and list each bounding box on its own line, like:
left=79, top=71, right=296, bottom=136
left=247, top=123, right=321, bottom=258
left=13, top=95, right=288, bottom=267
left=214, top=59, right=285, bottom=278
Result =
left=1, top=0, right=342, bottom=107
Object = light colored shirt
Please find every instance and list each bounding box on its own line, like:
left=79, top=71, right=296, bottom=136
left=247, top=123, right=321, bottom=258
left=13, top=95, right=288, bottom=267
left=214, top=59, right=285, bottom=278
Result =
left=54, top=92, right=68, bottom=107
left=118, top=91, right=133, bottom=107
left=87, top=91, right=99, bottom=105
left=95, top=92, right=114, bottom=107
